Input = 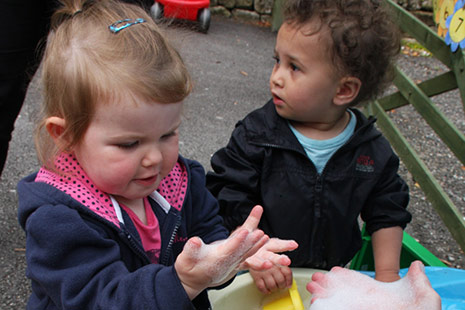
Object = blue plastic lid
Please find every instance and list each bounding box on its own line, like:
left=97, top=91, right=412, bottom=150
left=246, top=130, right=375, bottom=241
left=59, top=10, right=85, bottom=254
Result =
left=361, top=266, right=465, bottom=309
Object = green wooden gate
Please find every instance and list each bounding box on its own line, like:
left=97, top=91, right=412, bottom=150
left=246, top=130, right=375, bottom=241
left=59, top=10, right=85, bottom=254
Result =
left=369, top=0, right=465, bottom=255
left=271, top=0, right=465, bottom=269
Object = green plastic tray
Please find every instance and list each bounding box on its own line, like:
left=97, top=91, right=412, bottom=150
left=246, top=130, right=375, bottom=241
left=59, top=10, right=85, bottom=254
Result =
left=350, top=225, right=447, bottom=271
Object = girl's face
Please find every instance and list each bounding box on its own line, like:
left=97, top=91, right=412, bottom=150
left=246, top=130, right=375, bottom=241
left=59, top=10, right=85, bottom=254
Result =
left=269, top=21, right=343, bottom=125
left=73, top=95, right=182, bottom=207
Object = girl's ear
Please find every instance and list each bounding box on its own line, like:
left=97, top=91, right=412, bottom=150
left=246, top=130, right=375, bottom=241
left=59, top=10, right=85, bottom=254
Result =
left=333, top=77, right=361, bottom=106
left=45, top=117, right=67, bottom=145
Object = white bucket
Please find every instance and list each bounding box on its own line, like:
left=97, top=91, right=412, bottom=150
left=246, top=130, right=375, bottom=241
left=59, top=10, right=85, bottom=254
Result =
left=208, top=268, right=325, bottom=310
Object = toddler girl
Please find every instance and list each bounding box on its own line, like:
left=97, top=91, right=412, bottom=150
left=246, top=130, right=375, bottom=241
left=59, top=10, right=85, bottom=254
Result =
left=17, top=0, right=291, bottom=309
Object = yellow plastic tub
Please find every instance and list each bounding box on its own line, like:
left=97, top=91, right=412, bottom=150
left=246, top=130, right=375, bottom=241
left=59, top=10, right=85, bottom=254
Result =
left=208, top=268, right=324, bottom=310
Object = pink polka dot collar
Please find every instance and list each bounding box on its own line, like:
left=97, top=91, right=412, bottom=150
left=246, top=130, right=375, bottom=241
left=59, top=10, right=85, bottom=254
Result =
left=35, top=152, right=188, bottom=228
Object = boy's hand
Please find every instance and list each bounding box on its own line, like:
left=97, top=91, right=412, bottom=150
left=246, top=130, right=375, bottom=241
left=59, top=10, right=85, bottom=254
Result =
left=245, top=238, right=298, bottom=294
left=250, top=265, right=293, bottom=294
left=174, top=205, right=269, bottom=299
left=375, top=269, right=401, bottom=282
left=372, top=226, right=403, bottom=283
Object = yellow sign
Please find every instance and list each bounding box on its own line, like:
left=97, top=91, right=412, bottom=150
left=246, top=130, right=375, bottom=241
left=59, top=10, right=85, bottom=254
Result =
left=436, top=0, right=458, bottom=37
left=449, top=7, right=465, bottom=42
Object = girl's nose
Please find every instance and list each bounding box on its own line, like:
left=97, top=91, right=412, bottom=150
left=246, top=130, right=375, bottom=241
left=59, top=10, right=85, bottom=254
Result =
left=142, top=146, right=162, bottom=167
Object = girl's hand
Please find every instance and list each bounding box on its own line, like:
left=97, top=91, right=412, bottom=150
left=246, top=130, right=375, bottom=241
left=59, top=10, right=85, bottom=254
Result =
left=174, top=205, right=269, bottom=299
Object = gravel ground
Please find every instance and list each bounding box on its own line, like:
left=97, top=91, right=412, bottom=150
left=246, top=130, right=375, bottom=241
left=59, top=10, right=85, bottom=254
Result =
left=0, top=16, right=463, bottom=309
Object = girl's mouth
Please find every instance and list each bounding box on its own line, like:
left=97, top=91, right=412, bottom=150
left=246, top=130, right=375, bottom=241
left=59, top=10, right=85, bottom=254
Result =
left=135, top=175, right=158, bottom=186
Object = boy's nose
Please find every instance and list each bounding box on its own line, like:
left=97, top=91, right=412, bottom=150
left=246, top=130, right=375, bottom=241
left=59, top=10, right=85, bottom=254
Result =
left=270, top=69, right=284, bottom=87
left=142, top=146, right=162, bottom=167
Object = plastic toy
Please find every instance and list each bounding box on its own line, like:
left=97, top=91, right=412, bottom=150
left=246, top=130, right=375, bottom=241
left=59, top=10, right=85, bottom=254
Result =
left=263, top=279, right=304, bottom=310
left=150, top=0, right=211, bottom=33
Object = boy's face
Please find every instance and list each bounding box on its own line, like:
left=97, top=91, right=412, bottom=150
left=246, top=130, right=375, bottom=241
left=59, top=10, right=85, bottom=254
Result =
left=270, top=21, right=343, bottom=125
left=73, top=95, right=182, bottom=207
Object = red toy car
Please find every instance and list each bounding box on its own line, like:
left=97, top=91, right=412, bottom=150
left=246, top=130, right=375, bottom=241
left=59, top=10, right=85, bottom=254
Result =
left=150, top=0, right=211, bottom=33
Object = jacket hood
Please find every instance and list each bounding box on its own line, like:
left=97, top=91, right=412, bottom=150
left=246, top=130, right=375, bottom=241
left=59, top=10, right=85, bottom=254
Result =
left=17, top=173, right=86, bottom=230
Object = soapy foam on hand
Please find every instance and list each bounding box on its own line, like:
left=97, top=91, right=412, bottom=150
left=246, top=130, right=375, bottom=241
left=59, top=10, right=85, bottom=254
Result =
left=309, top=272, right=414, bottom=309
left=307, top=262, right=439, bottom=310
left=191, top=231, right=257, bottom=285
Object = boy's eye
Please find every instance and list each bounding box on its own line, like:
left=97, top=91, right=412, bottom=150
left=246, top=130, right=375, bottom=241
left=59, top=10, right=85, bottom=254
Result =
left=290, top=63, right=300, bottom=71
left=117, top=141, right=139, bottom=149
left=272, top=55, right=280, bottom=64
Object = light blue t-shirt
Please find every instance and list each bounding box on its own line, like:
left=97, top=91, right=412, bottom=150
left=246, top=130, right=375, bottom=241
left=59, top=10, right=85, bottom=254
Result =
left=289, top=110, right=356, bottom=174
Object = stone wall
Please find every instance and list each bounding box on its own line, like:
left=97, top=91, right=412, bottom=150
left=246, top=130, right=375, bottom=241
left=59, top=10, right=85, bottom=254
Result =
left=210, top=0, right=434, bottom=26
left=397, top=0, right=433, bottom=11
left=210, top=0, right=274, bottom=25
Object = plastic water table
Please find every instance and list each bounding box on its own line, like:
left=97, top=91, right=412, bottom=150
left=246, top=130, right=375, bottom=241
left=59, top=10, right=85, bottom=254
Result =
left=208, top=267, right=465, bottom=309
left=359, top=266, right=465, bottom=309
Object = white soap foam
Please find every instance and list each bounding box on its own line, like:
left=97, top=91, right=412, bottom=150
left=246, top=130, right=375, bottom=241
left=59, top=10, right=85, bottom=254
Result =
left=308, top=267, right=432, bottom=310
left=194, top=232, right=258, bottom=285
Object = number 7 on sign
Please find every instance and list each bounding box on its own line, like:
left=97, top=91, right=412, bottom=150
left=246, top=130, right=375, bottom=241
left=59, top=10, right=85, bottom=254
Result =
left=445, top=0, right=465, bottom=51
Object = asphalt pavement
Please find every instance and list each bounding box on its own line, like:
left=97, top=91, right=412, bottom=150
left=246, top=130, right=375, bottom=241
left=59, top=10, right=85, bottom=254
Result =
left=0, top=16, right=277, bottom=309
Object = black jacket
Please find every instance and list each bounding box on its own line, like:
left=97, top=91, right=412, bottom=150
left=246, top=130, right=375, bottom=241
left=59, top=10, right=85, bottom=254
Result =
left=207, top=101, right=411, bottom=270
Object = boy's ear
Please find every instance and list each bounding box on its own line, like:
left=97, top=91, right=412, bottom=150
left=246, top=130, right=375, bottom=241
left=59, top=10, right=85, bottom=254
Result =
left=333, top=77, right=361, bottom=106
left=45, top=117, right=67, bottom=145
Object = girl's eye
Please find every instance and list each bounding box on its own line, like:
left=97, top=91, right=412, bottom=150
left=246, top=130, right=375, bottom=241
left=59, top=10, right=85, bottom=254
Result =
left=272, top=56, right=280, bottom=64
left=117, top=141, right=139, bottom=149
left=162, top=131, right=177, bottom=140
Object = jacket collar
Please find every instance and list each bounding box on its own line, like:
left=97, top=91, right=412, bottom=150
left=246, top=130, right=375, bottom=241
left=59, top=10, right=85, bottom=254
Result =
left=243, top=100, right=380, bottom=151
left=34, top=153, right=188, bottom=228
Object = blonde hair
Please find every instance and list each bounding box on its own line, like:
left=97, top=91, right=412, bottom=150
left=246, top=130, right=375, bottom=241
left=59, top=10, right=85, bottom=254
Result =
left=36, top=0, right=192, bottom=168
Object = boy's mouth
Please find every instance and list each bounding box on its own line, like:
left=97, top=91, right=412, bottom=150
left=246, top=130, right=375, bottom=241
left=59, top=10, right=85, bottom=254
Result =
left=272, top=93, right=284, bottom=106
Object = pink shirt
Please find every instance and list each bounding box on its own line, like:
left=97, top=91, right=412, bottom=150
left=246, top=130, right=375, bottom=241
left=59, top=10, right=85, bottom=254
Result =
left=121, top=198, right=161, bottom=264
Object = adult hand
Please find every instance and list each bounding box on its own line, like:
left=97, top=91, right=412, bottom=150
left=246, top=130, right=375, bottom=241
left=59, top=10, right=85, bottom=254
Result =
left=307, top=260, right=441, bottom=310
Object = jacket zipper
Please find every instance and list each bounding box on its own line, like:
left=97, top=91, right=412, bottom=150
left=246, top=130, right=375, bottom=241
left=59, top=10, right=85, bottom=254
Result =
left=314, top=175, right=323, bottom=218
left=122, top=226, right=151, bottom=263
left=160, top=213, right=182, bottom=265
left=81, top=208, right=151, bottom=263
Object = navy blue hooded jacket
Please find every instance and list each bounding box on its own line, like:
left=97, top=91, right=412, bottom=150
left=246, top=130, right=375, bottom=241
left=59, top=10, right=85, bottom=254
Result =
left=18, top=156, right=229, bottom=310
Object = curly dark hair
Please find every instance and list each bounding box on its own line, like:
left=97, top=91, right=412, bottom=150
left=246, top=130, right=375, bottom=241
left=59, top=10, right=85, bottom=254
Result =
left=283, top=0, right=400, bottom=105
